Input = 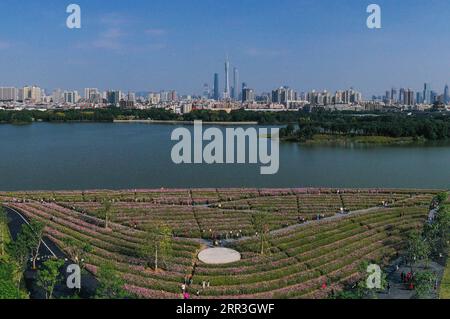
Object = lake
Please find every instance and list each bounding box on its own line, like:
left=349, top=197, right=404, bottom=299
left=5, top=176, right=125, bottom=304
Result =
left=1, top=122, right=449, bottom=191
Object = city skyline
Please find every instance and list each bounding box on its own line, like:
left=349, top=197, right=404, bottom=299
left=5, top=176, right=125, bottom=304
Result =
left=0, top=0, right=450, bottom=95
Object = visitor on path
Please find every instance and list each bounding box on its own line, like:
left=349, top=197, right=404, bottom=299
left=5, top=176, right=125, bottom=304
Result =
left=387, top=283, right=391, bottom=295
left=202, top=281, right=206, bottom=289
left=207, top=281, right=210, bottom=288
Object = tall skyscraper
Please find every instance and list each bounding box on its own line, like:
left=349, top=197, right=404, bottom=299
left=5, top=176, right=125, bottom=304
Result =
left=390, top=88, right=397, bottom=103
left=423, top=83, right=431, bottom=104
left=224, top=59, right=230, bottom=99
left=232, top=67, right=239, bottom=100
left=404, top=89, right=415, bottom=106
left=444, top=84, right=449, bottom=104
left=213, top=73, right=220, bottom=101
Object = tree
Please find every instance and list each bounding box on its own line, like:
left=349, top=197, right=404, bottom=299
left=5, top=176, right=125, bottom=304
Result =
left=36, top=258, right=65, bottom=299
left=21, top=220, right=45, bottom=270
left=406, top=231, right=431, bottom=272
left=424, top=206, right=450, bottom=258
left=95, top=262, right=127, bottom=299
left=0, top=261, right=28, bottom=299
left=139, top=224, right=173, bottom=271
left=0, top=207, right=8, bottom=256
left=99, top=199, right=113, bottom=229
left=414, top=271, right=437, bottom=299
left=252, top=212, right=271, bottom=255
left=7, top=233, right=29, bottom=293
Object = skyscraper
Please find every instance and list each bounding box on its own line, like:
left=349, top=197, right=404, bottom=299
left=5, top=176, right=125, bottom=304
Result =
left=232, top=67, right=239, bottom=101
left=224, top=59, right=230, bottom=99
left=444, top=84, right=449, bottom=104
left=213, top=73, right=220, bottom=101
left=423, top=83, right=431, bottom=104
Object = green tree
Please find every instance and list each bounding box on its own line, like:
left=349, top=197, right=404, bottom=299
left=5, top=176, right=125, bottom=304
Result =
left=95, top=262, right=128, bottom=299
left=7, top=241, right=28, bottom=293
left=0, top=207, right=8, bottom=256
left=406, top=231, right=431, bottom=272
left=21, top=220, right=45, bottom=270
left=414, top=271, right=437, bottom=299
left=36, top=258, right=65, bottom=299
left=139, top=224, right=173, bottom=271
left=252, top=212, right=271, bottom=255
left=99, top=199, right=113, bottom=229
left=0, top=261, right=28, bottom=299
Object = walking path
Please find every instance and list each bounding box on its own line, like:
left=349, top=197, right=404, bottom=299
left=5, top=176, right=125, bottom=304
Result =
left=377, top=259, right=445, bottom=299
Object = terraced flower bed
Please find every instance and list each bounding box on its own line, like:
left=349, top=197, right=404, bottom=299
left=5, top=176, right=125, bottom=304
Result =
left=1, top=188, right=440, bottom=299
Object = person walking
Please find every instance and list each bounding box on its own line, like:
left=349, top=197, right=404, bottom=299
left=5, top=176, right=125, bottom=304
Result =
left=387, top=282, right=391, bottom=295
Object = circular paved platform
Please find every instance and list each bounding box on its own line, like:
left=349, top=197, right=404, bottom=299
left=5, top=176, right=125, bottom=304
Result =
left=198, top=247, right=241, bottom=264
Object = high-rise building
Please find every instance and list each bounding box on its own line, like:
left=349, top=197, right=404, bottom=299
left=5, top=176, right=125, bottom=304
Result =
left=390, top=88, right=397, bottom=102
left=423, top=83, right=431, bottom=104
left=272, top=87, right=297, bottom=107
left=444, top=84, right=449, bottom=104
left=213, top=73, right=220, bottom=101
left=127, top=92, right=136, bottom=102
left=430, top=91, right=438, bottom=104
left=84, top=88, right=100, bottom=101
left=52, top=89, right=63, bottom=104
left=242, top=88, right=255, bottom=103
left=21, top=86, right=42, bottom=103
left=0, top=87, right=18, bottom=101
left=63, top=91, right=79, bottom=104
left=399, top=88, right=405, bottom=104
left=416, top=92, right=422, bottom=105
left=107, top=90, right=121, bottom=106
left=148, top=92, right=161, bottom=104
left=232, top=67, right=239, bottom=101
left=404, top=89, right=415, bottom=106
left=202, top=83, right=210, bottom=99
left=224, top=59, right=230, bottom=99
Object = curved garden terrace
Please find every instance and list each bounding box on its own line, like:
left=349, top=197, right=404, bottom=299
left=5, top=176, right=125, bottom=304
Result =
left=1, top=188, right=448, bottom=299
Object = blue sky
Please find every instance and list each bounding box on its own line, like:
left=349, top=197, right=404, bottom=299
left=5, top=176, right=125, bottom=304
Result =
left=0, top=0, right=449, bottom=96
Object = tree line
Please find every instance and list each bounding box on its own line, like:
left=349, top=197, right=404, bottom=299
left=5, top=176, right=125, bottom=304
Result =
left=279, top=111, right=450, bottom=141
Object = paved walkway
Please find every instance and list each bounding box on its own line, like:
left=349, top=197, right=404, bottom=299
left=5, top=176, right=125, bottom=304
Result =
left=377, top=259, right=445, bottom=299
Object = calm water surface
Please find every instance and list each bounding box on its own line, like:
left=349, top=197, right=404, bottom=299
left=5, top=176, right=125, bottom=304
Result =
left=0, top=123, right=449, bottom=191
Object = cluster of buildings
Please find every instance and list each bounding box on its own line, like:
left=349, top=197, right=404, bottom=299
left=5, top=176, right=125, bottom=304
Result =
left=374, top=83, right=450, bottom=108
left=1, top=63, right=448, bottom=114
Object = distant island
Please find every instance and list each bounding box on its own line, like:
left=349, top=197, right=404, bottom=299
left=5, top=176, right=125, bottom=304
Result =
left=279, top=110, right=450, bottom=145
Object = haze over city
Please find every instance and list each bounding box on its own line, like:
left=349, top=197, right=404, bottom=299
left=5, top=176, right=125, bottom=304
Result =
left=0, top=0, right=450, bottom=96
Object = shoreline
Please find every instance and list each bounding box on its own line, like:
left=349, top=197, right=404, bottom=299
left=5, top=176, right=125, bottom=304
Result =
left=113, top=119, right=259, bottom=125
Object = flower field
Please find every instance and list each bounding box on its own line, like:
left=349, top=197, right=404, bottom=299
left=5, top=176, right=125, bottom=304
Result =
left=0, top=188, right=441, bottom=299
